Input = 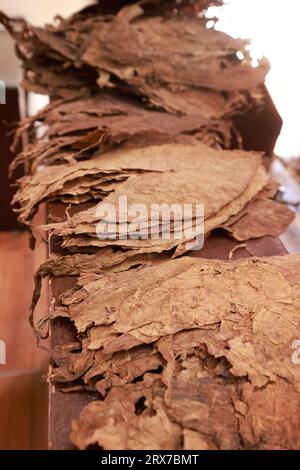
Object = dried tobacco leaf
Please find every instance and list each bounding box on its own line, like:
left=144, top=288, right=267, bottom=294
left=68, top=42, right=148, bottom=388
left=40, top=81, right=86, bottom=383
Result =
left=70, top=375, right=183, bottom=450
left=26, top=141, right=291, bottom=256
left=34, top=144, right=293, bottom=261
left=223, top=198, right=295, bottom=240
left=34, top=145, right=270, bottom=266
left=10, top=91, right=241, bottom=175
left=0, top=3, right=268, bottom=114
left=30, top=249, right=168, bottom=317
left=12, top=142, right=262, bottom=226
left=43, top=165, right=281, bottom=261
left=81, top=6, right=268, bottom=112
left=51, top=254, right=300, bottom=450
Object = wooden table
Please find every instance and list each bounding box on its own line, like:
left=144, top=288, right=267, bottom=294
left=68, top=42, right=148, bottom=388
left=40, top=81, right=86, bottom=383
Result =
left=48, top=201, right=288, bottom=449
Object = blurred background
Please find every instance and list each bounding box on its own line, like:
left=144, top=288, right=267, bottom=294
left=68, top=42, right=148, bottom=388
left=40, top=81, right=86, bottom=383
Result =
left=0, top=0, right=300, bottom=449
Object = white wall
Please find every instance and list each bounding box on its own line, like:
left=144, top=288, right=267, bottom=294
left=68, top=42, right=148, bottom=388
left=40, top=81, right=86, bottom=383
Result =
left=0, top=0, right=94, bottom=25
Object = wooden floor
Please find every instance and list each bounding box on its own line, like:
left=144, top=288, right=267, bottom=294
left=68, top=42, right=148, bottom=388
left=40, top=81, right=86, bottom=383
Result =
left=0, top=231, right=48, bottom=450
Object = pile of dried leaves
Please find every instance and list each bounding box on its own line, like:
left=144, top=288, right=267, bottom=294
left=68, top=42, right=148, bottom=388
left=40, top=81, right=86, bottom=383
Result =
left=2, top=0, right=299, bottom=451
left=43, top=254, right=300, bottom=449
left=10, top=91, right=243, bottom=176
left=1, top=2, right=267, bottom=111
left=13, top=143, right=294, bottom=267
left=3, top=0, right=269, bottom=179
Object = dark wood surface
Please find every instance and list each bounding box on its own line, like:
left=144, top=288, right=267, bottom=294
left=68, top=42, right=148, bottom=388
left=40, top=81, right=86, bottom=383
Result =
left=48, top=225, right=288, bottom=449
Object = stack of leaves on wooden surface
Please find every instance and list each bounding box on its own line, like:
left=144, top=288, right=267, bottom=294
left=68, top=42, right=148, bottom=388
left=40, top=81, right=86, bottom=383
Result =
left=2, top=0, right=298, bottom=451
left=10, top=91, right=243, bottom=176
left=0, top=2, right=267, bottom=111
left=44, top=254, right=300, bottom=449
left=12, top=143, right=294, bottom=263
left=2, top=0, right=268, bottom=180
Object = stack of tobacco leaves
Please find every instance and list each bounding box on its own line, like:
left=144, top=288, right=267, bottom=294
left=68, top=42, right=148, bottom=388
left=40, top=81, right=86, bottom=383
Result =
left=2, top=0, right=269, bottom=178
left=2, top=0, right=298, bottom=451
left=13, top=143, right=294, bottom=262
left=40, top=254, right=300, bottom=449
left=0, top=2, right=267, bottom=111
left=10, top=91, right=243, bottom=176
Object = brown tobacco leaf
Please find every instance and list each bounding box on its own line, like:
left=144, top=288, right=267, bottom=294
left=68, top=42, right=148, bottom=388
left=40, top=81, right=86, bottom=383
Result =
left=46, top=171, right=269, bottom=257
left=39, top=145, right=269, bottom=259
left=0, top=5, right=267, bottom=113
left=70, top=375, right=183, bottom=450
left=50, top=253, right=300, bottom=388
left=81, top=6, right=268, bottom=113
left=30, top=249, right=168, bottom=317
left=223, top=198, right=295, bottom=241
left=52, top=255, right=300, bottom=375
left=10, top=91, right=241, bottom=175
left=12, top=142, right=262, bottom=226
left=47, top=172, right=292, bottom=260
left=71, top=362, right=300, bottom=450
left=39, top=91, right=237, bottom=137
left=64, top=254, right=300, bottom=450
left=11, top=129, right=108, bottom=176
left=35, top=152, right=293, bottom=262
